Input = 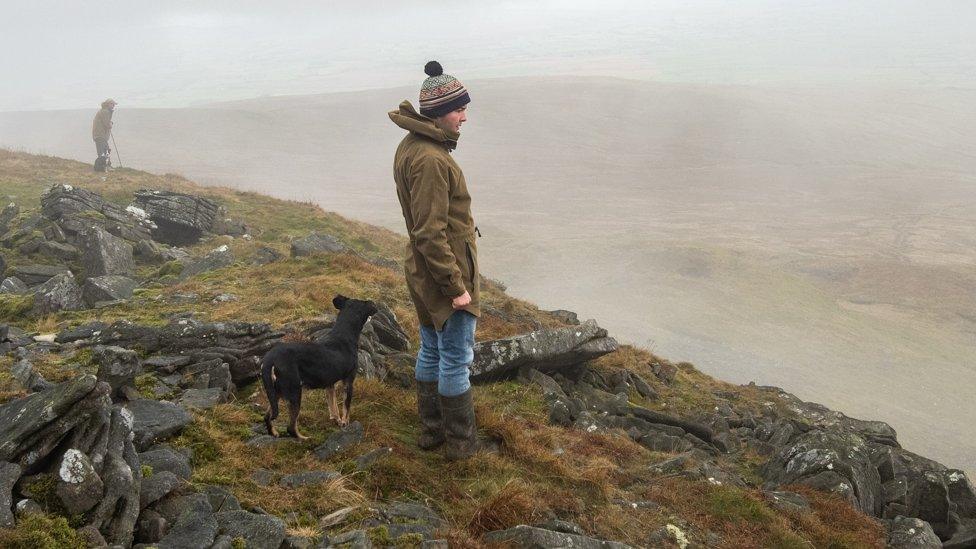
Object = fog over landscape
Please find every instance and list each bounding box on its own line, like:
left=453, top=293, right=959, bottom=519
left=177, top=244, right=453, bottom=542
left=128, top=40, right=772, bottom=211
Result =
left=1, top=1, right=975, bottom=472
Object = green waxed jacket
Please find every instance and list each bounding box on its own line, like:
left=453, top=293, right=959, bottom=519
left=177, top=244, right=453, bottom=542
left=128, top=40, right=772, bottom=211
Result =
left=390, top=100, right=480, bottom=331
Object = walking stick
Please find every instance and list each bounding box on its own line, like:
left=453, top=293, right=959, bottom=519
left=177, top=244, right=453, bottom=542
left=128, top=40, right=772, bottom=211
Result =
left=110, top=131, right=123, bottom=168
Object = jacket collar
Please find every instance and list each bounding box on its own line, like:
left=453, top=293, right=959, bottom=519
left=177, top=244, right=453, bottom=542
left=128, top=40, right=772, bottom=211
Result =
left=389, top=100, right=459, bottom=150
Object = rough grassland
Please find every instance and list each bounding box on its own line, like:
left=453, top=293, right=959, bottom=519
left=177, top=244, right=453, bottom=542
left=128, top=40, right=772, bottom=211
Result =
left=0, top=150, right=883, bottom=547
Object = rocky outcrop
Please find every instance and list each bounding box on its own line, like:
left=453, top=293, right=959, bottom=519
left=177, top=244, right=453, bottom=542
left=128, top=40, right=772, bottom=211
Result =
left=471, top=319, right=618, bottom=382
left=0, top=376, right=147, bottom=545
left=124, top=399, right=192, bottom=451
left=133, top=189, right=220, bottom=245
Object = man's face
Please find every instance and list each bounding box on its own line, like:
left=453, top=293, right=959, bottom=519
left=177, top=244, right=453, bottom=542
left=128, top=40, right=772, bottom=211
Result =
left=435, top=105, right=467, bottom=133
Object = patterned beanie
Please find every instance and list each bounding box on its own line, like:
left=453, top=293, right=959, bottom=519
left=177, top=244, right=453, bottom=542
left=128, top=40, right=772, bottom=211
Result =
left=419, top=61, right=470, bottom=119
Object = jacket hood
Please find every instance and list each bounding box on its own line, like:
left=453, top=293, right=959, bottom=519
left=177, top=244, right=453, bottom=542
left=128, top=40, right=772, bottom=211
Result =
left=389, top=100, right=459, bottom=150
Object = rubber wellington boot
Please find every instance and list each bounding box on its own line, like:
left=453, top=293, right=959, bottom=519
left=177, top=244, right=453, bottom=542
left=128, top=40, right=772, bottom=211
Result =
left=416, top=380, right=445, bottom=450
left=439, top=389, right=485, bottom=461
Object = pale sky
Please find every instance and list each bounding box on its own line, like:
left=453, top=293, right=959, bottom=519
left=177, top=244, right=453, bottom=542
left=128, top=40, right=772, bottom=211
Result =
left=2, top=0, right=975, bottom=111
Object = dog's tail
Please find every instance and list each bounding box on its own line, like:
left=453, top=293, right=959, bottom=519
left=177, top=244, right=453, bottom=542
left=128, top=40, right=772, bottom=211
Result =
left=261, top=354, right=280, bottom=425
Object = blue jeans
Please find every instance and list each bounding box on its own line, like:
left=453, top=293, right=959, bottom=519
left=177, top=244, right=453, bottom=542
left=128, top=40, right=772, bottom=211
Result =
left=415, top=310, right=477, bottom=397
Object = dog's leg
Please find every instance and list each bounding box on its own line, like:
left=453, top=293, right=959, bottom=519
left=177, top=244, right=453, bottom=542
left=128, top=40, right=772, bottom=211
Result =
left=286, top=395, right=308, bottom=441
left=340, top=377, right=354, bottom=426
left=262, top=363, right=280, bottom=437
left=327, top=385, right=339, bottom=423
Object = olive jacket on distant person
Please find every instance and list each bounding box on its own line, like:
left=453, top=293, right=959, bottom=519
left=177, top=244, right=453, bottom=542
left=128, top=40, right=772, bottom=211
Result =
left=92, top=107, right=113, bottom=142
left=390, top=100, right=481, bottom=331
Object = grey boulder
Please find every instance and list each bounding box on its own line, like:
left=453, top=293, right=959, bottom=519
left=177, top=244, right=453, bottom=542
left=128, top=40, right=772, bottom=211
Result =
left=82, top=226, right=135, bottom=277
left=471, top=319, right=618, bottom=382
left=32, top=271, right=85, bottom=314
left=82, top=275, right=139, bottom=306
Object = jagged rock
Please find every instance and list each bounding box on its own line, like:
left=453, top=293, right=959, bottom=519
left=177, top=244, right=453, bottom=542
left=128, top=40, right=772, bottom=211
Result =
left=290, top=232, right=346, bottom=257
left=13, top=263, right=70, bottom=286
left=32, top=271, right=85, bottom=314
left=94, top=317, right=280, bottom=356
left=76, top=524, right=108, bottom=547
left=483, top=525, right=634, bottom=548
left=38, top=240, right=79, bottom=261
left=202, top=485, right=241, bottom=513
left=284, top=534, right=317, bottom=549
left=180, top=245, right=235, bottom=279
left=534, top=519, right=586, bottom=536
left=82, top=275, right=139, bottom=306
left=55, top=448, right=104, bottom=514
left=761, top=430, right=882, bottom=516
left=156, top=493, right=218, bottom=549
left=886, top=516, right=942, bottom=548
left=140, top=470, right=182, bottom=510
left=10, top=358, right=52, bottom=392
left=0, top=276, right=27, bottom=294
left=0, top=461, right=20, bottom=528
left=140, top=445, right=192, bottom=481
left=133, top=190, right=220, bottom=245
left=125, top=399, right=192, bottom=451
left=0, top=374, right=99, bottom=464
left=366, top=304, right=410, bottom=352
left=55, top=321, right=109, bottom=343
left=758, top=385, right=900, bottom=447
left=279, top=470, right=340, bottom=489
left=43, top=223, right=67, bottom=243
left=82, top=226, right=135, bottom=277
left=94, top=345, right=142, bottom=396
left=142, top=355, right=192, bottom=375
left=88, top=406, right=143, bottom=546
left=470, top=320, right=618, bottom=382
left=41, top=184, right=108, bottom=219
left=314, top=421, right=364, bottom=461
left=946, top=470, right=976, bottom=517
left=1, top=212, right=42, bottom=248
left=216, top=509, right=287, bottom=548
left=178, top=388, right=224, bottom=410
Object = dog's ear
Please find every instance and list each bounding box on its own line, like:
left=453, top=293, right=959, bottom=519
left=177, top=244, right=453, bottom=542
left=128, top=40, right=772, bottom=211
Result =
left=332, top=294, right=349, bottom=310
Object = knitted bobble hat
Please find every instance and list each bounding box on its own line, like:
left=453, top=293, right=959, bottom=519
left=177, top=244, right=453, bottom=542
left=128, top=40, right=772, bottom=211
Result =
left=419, top=61, right=470, bottom=119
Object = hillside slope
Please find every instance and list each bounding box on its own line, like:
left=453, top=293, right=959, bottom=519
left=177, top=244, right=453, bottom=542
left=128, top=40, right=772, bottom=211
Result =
left=0, top=151, right=970, bottom=548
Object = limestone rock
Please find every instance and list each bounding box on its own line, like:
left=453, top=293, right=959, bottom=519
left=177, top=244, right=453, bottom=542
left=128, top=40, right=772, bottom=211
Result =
left=133, top=189, right=220, bottom=246
left=55, top=448, right=104, bottom=515
left=125, top=399, right=192, bottom=451
left=82, top=226, right=135, bottom=277
left=82, top=275, right=139, bottom=306
left=471, top=320, right=618, bottom=382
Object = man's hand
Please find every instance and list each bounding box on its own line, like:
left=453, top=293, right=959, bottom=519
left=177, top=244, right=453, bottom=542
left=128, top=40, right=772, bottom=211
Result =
left=452, top=291, right=471, bottom=309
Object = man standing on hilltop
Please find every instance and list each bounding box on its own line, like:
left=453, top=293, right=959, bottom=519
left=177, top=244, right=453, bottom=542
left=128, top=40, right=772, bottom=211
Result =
left=390, top=61, right=487, bottom=460
left=92, top=98, right=116, bottom=170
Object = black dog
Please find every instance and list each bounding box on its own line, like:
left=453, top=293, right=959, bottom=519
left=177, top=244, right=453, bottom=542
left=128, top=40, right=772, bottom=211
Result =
left=261, top=294, right=378, bottom=439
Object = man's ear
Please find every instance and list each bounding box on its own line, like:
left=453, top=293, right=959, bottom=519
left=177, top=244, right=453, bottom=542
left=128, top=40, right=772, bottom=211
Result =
left=332, top=294, right=349, bottom=310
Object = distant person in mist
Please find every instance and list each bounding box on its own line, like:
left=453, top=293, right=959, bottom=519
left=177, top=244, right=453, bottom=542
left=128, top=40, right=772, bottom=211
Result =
left=390, top=61, right=490, bottom=460
left=92, top=98, right=116, bottom=167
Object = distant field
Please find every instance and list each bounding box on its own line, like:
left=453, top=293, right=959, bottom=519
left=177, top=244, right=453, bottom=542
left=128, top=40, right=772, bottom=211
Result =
left=1, top=76, right=974, bottom=471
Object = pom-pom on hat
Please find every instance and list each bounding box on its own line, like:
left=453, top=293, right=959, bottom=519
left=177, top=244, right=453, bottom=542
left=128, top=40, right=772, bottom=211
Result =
left=419, top=61, right=470, bottom=119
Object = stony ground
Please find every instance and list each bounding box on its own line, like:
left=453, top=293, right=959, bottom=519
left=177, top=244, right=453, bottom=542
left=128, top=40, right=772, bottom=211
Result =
left=0, top=150, right=971, bottom=548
